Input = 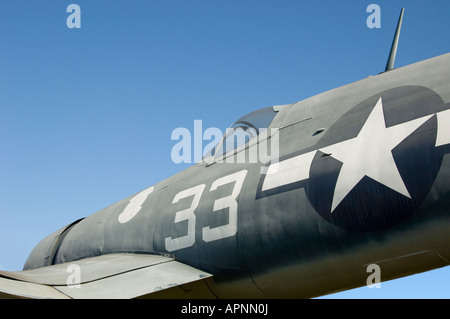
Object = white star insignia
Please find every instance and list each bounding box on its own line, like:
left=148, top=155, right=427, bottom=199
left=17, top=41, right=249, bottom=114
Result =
left=319, top=97, right=433, bottom=213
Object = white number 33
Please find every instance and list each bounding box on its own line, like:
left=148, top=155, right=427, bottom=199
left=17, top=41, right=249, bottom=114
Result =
left=165, top=170, right=248, bottom=252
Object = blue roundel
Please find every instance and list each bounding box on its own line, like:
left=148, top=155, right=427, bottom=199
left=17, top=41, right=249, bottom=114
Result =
left=305, top=86, right=449, bottom=232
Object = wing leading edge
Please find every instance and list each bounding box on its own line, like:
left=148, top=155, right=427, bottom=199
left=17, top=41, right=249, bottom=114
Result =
left=0, top=253, right=213, bottom=299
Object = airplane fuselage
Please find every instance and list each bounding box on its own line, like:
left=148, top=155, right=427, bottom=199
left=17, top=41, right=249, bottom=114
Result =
left=23, top=53, right=450, bottom=298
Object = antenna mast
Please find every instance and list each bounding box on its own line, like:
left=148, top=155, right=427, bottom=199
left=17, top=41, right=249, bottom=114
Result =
left=385, top=8, right=404, bottom=72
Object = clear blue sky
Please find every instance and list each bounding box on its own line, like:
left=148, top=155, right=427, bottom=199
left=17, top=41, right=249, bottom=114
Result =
left=0, top=0, right=448, bottom=298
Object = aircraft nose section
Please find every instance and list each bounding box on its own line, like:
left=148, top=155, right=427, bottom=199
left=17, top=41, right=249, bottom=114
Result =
left=23, top=219, right=84, bottom=270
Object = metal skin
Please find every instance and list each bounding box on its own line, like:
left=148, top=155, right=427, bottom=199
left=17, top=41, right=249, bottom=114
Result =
left=17, top=52, right=450, bottom=298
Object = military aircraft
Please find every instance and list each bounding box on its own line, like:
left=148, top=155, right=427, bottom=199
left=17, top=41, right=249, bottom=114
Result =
left=1, top=8, right=450, bottom=299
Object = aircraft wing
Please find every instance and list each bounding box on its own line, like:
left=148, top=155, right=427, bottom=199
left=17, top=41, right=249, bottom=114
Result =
left=0, top=253, right=213, bottom=299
